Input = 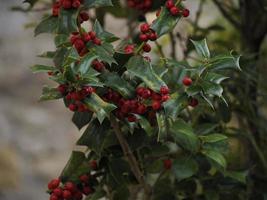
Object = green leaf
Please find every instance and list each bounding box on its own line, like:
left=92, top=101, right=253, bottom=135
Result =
left=78, top=53, right=99, bottom=75
left=60, top=151, right=88, bottom=181
left=72, top=112, right=93, bottom=130
left=202, top=149, right=227, bottom=169
left=126, top=56, right=166, bottom=93
left=58, top=9, right=79, bottom=34
left=76, top=119, right=109, bottom=154
left=93, top=20, right=119, bottom=42
left=84, top=93, right=116, bottom=123
left=108, top=158, right=131, bottom=184
left=151, top=7, right=181, bottom=37
left=93, top=43, right=117, bottom=65
left=191, top=39, right=210, bottom=59
left=40, top=86, right=62, bottom=101
left=204, top=73, right=229, bottom=84
left=34, top=16, right=58, bottom=36
left=156, top=112, right=167, bottom=141
left=38, top=51, right=56, bottom=58
left=86, top=188, right=106, bottom=200
left=135, top=115, right=154, bottom=136
left=163, top=93, right=187, bottom=120
left=224, top=170, right=247, bottom=184
left=146, top=159, right=163, bottom=174
left=170, top=119, right=200, bottom=152
left=172, top=156, right=198, bottom=180
left=209, top=53, right=241, bottom=71
left=63, top=47, right=80, bottom=67
left=102, top=72, right=135, bottom=98
left=30, top=65, right=55, bottom=73
left=84, top=0, right=113, bottom=8
left=200, top=134, right=228, bottom=143
left=55, top=34, right=69, bottom=47
left=201, top=80, right=223, bottom=97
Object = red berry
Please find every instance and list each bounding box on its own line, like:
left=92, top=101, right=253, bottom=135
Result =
left=139, top=34, right=148, bottom=42
left=83, top=186, right=93, bottom=195
left=160, top=86, right=169, bottom=95
left=47, top=71, right=53, bottom=76
left=182, top=8, right=190, bottom=17
left=127, top=115, right=137, bottom=122
left=161, top=95, right=170, bottom=102
left=142, top=43, right=151, bottom=52
left=152, top=93, right=162, bottom=101
left=79, top=174, right=89, bottom=183
left=163, top=159, right=172, bottom=170
left=62, top=0, right=72, bottom=9
left=165, top=0, right=174, bottom=9
left=92, top=60, right=104, bottom=71
left=53, top=188, right=63, bottom=197
left=48, top=178, right=61, bottom=190
left=57, top=84, right=67, bottom=95
left=90, top=160, right=97, bottom=170
left=93, top=38, right=102, bottom=45
left=74, top=191, right=83, bottom=200
left=152, top=100, right=161, bottom=110
left=80, top=12, right=89, bottom=21
left=72, top=0, right=81, bottom=8
left=68, top=104, right=77, bottom=112
left=89, top=31, right=96, bottom=39
left=170, top=6, right=180, bottom=16
left=148, top=32, right=157, bottom=41
left=141, top=88, right=151, bottom=99
left=140, top=23, right=150, bottom=33
left=189, top=98, right=198, bottom=107
left=182, top=76, right=193, bottom=86
left=124, top=45, right=134, bottom=54
left=156, top=8, right=161, bottom=17
left=137, top=104, right=147, bottom=114
left=63, top=190, right=72, bottom=200
left=136, top=87, right=145, bottom=96
left=50, top=194, right=59, bottom=200
left=82, top=33, right=91, bottom=42
left=74, top=39, right=85, bottom=51
left=83, top=86, right=94, bottom=95
left=78, top=104, right=87, bottom=112
left=64, top=182, right=76, bottom=193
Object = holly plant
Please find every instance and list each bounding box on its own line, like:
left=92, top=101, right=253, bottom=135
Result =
left=29, top=0, right=243, bottom=199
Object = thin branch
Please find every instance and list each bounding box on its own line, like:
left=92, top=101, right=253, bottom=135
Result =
left=169, top=32, right=177, bottom=59
left=212, top=0, right=241, bottom=28
left=110, top=116, right=151, bottom=199
left=155, top=41, right=166, bottom=58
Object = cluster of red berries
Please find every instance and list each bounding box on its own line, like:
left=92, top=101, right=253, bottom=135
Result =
left=127, top=0, right=152, bottom=12
left=165, top=0, right=190, bottom=17
left=139, top=23, right=158, bottom=53
left=57, top=84, right=95, bottom=112
left=163, top=159, right=172, bottom=170
left=70, top=31, right=102, bottom=56
left=47, top=161, right=98, bottom=200
left=52, top=0, right=84, bottom=16
left=104, top=86, right=170, bottom=122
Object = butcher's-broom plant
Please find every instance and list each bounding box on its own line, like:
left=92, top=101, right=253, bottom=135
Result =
left=29, top=0, right=242, bottom=199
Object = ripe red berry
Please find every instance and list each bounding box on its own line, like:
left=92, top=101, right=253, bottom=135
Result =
left=73, top=191, right=83, bottom=200
left=141, top=88, right=151, bottom=99
left=83, top=186, right=93, bottom=195
left=72, top=0, right=81, bottom=8
left=74, top=39, right=85, bottom=51
left=165, top=0, right=174, bottom=9
left=162, top=95, right=170, bottom=102
left=143, top=43, right=151, bottom=52
left=140, top=23, right=150, bottom=33
left=90, top=160, right=97, bottom=170
left=83, top=86, right=94, bottom=95
left=48, top=178, right=61, bottom=190
left=53, top=188, right=63, bottom=197
left=89, top=31, right=96, bottom=39
left=50, top=194, right=59, bottom=200
left=189, top=98, right=199, bottom=107
left=47, top=71, right=53, bottom=76
left=93, top=38, right=102, bottom=45
left=160, top=86, right=169, bottom=95
left=136, top=87, right=145, bottom=96
left=170, top=6, right=180, bottom=16
left=57, top=84, right=67, bottom=95
left=128, top=115, right=137, bottom=122
left=62, top=0, right=72, bottom=9
left=182, top=76, right=193, bottom=86
left=64, top=182, right=76, bottom=192
left=63, top=190, right=72, bottom=200
left=163, top=159, right=172, bottom=170
left=68, top=104, right=77, bottom=112
left=80, top=12, right=89, bottom=21
left=139, top=34, right=148, bottom=42
left=152, top=93, right=162, bottom=101
left=182, top=8, right=190, bottom=17
left=82, top=33, right=91, bottom=42
left=152, top=100, right=161, bottom=110
left=137, top=104, right=147, bottom=114
left=148, top=32, right=157, bottom=41
left=79, top=174, right=89, bottom=183
left=124, top=45, right=135, bottom=54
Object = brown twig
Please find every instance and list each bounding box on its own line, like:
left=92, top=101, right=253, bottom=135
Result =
left=110, top=115, right=151, bottom=200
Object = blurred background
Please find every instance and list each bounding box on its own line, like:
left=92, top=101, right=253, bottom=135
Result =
left=0, top=0, right=267, bottom=199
